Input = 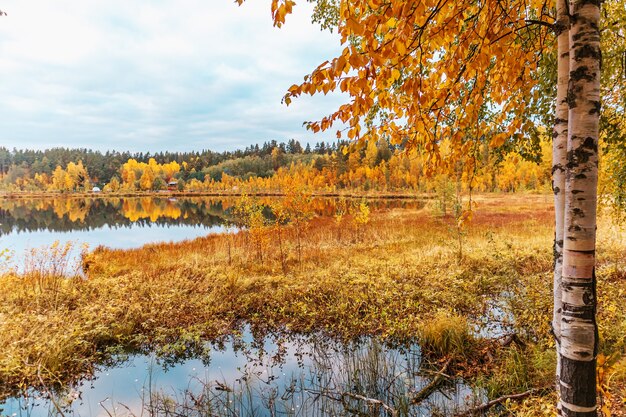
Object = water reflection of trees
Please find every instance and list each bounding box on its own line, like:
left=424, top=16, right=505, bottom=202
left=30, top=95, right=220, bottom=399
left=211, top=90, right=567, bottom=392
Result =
left=0, top=198, right=231, bottom=235
left=3, top=326, right=480, bottom=417
left=0, top=197, right=424, bottom=235
left=142, top=333, right=481, bottom=417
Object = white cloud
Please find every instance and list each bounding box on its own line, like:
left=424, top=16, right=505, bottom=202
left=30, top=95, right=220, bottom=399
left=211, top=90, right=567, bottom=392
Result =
left=0, top=0, right=346, bottom=152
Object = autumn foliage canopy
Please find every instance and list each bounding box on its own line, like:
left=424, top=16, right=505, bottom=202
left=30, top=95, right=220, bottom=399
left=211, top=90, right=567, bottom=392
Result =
left=242, top=0, right=553, bottom=174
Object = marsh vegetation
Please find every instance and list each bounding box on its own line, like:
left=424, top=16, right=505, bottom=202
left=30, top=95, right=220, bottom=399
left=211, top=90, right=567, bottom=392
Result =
left=1, top=194, right=625, bottom=415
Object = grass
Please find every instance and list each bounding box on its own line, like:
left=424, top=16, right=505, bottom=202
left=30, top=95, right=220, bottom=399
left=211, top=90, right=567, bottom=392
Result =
left=1, top=193, right=625, bottom=414
left=418, top=311, right=476, bottom=358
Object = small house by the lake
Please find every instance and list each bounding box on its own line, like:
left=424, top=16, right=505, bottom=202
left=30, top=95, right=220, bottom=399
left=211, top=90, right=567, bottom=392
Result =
left=92, top=186, right=101, bottom=193
left=167, top=180, right=178, bottom=191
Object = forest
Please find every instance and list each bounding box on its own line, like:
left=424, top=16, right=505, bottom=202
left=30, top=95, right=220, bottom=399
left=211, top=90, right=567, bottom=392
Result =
left=0, top=137, right=559, bottom=194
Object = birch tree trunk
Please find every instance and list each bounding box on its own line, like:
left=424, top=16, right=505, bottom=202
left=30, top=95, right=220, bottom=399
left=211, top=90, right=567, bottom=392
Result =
left=553, top=0, right=569, bottom=410
left=559, top=0, right=601, bottom=415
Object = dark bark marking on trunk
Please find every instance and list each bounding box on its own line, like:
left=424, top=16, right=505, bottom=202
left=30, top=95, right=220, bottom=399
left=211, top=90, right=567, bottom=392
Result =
left=572, top=30, right=600, bottom=44
left=553, top=238, right=564, bottom=267
left=551, top=320, right=562, bottom=344
left=562, top=305, right=594, bottom=320
left=555, top=19, right=569, bottom=36
left=563, top=280, right=595, bottom=287
left=567, top=142, right=595, bottom=167
left=563, top=287, right=594, bottom=308
left=581, top=137, right=598, bottom=151
left=573, top=249, right=596, bottom=255
left=560, top=356, right=596, bottom=407
left=561, top=355, right=597, bottom=417
left=570, top=66, right=594, bottom=81
left=553, top=163, right=566, bottom=174
left=589, top=101, right=601, bottom=115
left=567, top=85, right=578, bottom=108
left=574, top=44, right=601, bottom=61
left=571, top=207, right=585, bottom=218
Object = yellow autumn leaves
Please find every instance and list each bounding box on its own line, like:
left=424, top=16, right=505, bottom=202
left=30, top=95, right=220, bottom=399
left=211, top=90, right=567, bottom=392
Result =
left=246, top=0, right=553, bottom=173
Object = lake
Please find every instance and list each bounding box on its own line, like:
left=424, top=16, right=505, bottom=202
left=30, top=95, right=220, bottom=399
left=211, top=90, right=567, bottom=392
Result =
left=0, top=196, right=233, bottom=273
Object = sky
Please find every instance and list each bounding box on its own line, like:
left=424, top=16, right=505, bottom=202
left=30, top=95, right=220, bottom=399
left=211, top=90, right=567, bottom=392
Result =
left=0, top=0, right=345, bottom=153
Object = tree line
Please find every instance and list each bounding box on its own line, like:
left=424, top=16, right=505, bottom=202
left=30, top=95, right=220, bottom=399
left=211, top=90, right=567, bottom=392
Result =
left=0, top=140, right=344, bottom=188
left=0, top=137, right=556, bottom=194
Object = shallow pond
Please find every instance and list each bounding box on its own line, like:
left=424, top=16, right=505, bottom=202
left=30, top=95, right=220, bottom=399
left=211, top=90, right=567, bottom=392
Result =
left=1, top=331, right=483, bottom=417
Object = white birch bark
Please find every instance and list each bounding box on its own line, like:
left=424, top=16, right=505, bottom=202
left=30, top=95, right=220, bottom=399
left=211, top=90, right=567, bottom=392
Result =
left=559, top=0, right=601, bottom=415
left=553, top=0, right=569, bottom=413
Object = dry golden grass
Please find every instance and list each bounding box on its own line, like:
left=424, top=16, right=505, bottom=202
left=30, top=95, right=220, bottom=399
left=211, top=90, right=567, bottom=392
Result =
left=0, top=193, right=624, bottom=413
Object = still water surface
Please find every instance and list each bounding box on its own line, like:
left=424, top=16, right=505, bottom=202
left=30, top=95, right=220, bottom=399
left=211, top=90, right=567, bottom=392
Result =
left=0, top=197, right=236, bottom=270
left=2, top=331, right=482, bottom=417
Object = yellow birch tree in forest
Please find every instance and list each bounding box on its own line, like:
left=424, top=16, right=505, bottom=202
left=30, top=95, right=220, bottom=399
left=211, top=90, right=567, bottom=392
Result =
left=51, top=166, right=70, bottom=192
left=139, top=167, right=155, bottom=191
left=49, top=162, right=90, bottom=192
left=240, top=0, right=607, bottom=414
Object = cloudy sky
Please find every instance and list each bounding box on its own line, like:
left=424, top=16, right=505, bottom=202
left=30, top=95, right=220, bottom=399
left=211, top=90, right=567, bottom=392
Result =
left=0, top=1, right=345, bottom=152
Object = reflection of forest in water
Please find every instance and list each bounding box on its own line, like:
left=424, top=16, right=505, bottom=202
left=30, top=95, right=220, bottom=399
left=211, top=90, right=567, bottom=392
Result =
left=3, top=331, right=481, bottom=417
left=0, top=197, right=230, bottom=235
left=0, top=196, right=424, bottom=235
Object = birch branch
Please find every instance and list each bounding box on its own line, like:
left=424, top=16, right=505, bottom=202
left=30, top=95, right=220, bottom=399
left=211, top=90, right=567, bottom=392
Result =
left=341, top=392, right=398, bottom=417
left=411, top=357, right=452, bottom=404
left=453, top=387, right=550, bottom=416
